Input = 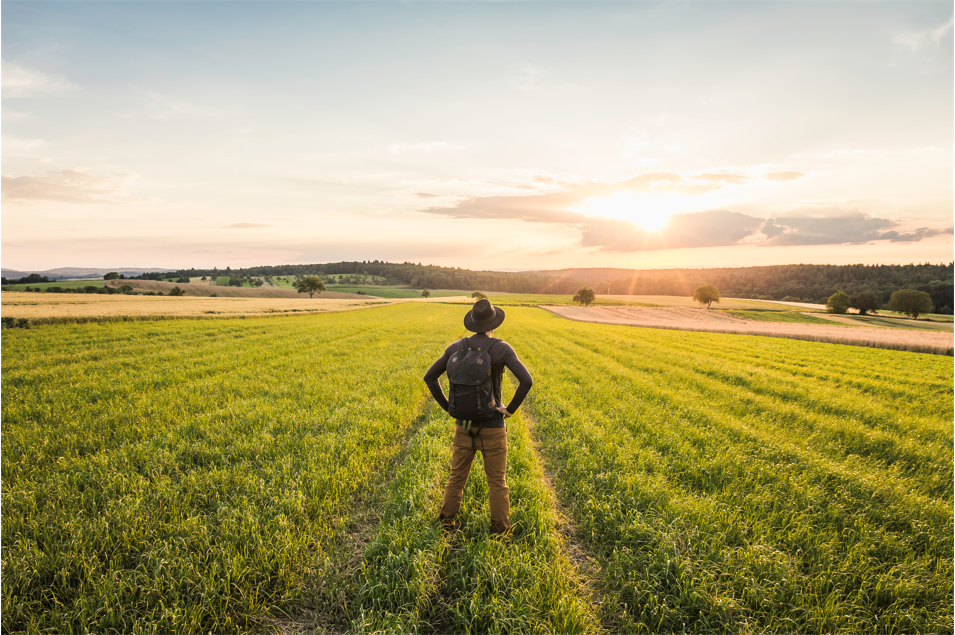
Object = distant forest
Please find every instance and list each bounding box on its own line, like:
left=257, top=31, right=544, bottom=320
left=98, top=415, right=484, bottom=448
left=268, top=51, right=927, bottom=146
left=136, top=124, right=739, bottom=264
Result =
left=137, top=261, right=954, bottom=313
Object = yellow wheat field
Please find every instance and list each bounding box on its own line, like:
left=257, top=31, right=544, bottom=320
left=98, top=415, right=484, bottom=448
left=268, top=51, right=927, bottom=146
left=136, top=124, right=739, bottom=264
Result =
left=1, top=292, right=398, bottom=323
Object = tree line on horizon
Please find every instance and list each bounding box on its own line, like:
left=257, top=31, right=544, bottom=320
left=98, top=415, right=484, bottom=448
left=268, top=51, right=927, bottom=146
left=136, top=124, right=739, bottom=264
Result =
left=125, top=260, right=954, bottom=314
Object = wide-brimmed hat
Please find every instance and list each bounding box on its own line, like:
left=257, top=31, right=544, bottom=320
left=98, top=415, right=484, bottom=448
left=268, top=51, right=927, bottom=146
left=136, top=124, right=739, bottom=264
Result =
left=464, top=298, right=505, bottom=332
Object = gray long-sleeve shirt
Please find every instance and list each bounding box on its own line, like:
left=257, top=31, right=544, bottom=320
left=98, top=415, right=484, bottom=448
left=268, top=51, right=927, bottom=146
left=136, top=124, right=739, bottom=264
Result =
left=423, top=333, right=534, bottom=426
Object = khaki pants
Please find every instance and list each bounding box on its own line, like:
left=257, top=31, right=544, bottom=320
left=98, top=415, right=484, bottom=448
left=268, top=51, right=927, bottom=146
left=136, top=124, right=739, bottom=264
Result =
left=440, top=424, right=510, bottom=534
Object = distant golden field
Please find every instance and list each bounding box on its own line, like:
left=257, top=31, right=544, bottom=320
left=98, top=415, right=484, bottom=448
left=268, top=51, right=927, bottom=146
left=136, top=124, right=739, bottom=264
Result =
left=0, top=292, right=396, bottom=323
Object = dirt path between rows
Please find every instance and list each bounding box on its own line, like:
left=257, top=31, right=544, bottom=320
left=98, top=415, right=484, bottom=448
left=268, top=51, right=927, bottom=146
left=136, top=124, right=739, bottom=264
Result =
left=543, top=305, right=954, bottom=356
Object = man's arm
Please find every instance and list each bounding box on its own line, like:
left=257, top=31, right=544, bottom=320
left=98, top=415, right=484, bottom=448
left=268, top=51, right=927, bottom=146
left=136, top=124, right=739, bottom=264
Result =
left=502, top=350, right=533, bottom=415
left=423, top=353, right=451, bottom=412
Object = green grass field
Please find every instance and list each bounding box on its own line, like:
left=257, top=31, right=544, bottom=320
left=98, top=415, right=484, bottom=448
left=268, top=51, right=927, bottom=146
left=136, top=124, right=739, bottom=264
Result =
left=212, top=276, right=256, bottom=288
left=722, top=309, right=842, bottom=324
left=329, top=286, right=466, bottom=298
left=480, top=293, right=643, bottom=307
left=838, top=314, right=955, bottom=331
left=269, top=276, right=297, bottom=289
left=2, top=304, right=951, bottom=633
left=1, top=279, right=104, bottom=291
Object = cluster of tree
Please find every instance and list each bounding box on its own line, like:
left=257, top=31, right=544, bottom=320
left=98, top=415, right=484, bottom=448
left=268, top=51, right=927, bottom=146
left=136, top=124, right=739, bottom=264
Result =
left=826, top=288, right=937, bottom=319
left=597, top=264, right=953, bottom=312
left=11, top=285, right=134, bottom=295
left=222, top=274, right=263, bottom=287
left=325, top=273, right=386, bottom=285
left=161, top=261, right=953, bottom=314
left=2, top=273, right=51, bottom=285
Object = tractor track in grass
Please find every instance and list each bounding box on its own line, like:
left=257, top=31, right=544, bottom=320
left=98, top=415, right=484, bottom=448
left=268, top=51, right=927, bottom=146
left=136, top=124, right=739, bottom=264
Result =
left=518, top=402, right=607, bottom=625
left=351, top=378, right=601, bottom=634
left=261, top=399, right=442, bottom=635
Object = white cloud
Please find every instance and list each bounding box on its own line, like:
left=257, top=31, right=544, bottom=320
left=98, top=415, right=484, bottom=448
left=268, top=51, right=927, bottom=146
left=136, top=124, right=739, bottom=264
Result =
left=387, top=141, right=465, bottom=154
left=138, top=89, right=223, bottom=120
left=2, top=169, right=151, bottom=204
left=894, top=15, right=954, bottom=51
left=509, top=63, right=543, bottom=91
left=2, top=136, right=48, bottom=157
left=1, top=60, right=76, bottom=98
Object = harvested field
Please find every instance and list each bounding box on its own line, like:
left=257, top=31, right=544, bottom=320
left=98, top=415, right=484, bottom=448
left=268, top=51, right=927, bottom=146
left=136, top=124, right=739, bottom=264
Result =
left=1, top=291, right=395, bottom=324
left=104, top=278, right=367, bottom=299
left=545, top=305, right=954, bottom=355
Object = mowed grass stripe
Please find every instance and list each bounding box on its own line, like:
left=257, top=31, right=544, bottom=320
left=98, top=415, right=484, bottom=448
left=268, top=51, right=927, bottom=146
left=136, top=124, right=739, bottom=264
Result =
left=652, top=329, right=951, bottom=416
left=1, top=304, right=463, bottom=633
left=640, top=330, right=953, bottom=437
left=3, top=319, right=385, bottom=482
left=522, top=317, right=951, bottom=521
left=353, top=399, right=600, bottom=633
left=544, top=321, right=952, bottom=497
left=518, top=322, right=949, bottom=534
left=505, top=308, right=952, bottom=633
left=434, top=409, right=599, bottom=634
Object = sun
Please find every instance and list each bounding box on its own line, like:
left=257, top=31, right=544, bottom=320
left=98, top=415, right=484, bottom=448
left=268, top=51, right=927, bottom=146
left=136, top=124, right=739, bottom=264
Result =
left=575, top=191, right=692, bottom=232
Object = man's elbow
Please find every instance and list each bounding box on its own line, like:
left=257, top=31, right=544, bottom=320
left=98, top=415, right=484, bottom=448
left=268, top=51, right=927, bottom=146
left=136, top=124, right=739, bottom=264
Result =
left=523, top=376, right=534, bottom=390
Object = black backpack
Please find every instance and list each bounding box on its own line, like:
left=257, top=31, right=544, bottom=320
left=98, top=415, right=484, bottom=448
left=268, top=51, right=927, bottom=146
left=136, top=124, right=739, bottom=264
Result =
left=446, top=337, right=500, bottom=430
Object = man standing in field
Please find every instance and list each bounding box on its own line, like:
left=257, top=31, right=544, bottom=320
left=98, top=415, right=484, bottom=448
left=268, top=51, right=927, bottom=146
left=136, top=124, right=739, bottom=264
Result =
left=424, top=299, right=533, bottom=535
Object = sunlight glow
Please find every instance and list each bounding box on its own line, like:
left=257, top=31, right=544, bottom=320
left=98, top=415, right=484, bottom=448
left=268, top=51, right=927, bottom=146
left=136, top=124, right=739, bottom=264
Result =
left=575, top=191, right=699, bottom=232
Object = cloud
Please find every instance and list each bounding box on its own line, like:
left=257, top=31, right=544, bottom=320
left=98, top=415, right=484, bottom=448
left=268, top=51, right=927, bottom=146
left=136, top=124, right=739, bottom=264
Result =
left=415, top=192, right=442, bottom=199
left=226, top=223, right=274, bottom=229
left=139, top=89, right=223, bottom=120
left=388, top=141, right=465, bottom=154
left=579, top=210, right=763, bottom=252
left=1, top=60, right=76, bottom=98
left=418, top=172, right=945, bottom=252
left=510, top=63, right=543, bottom=91
left=763, top=171, right=804, bottom=182
left=1, top=169, right=147, bottom=204
left=2, top=136, right=47, bottom=157
left=895, top=15, right=954, bottom=51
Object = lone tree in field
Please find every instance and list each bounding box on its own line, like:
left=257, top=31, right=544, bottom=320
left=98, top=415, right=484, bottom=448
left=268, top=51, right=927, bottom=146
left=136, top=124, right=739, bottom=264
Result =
left=295, top=275, right=326, bottom=298
left=118, top=285, right=134, bottom=295
left=693, top=284, right=720, bottom=309
left=887, top=289, right=934, bottom=319
left=104, top=272, right=119, bottom=280
left=471, top=291, right=487, bottom=300
left=849, top=290, right=880, bottom=316
left=573, top=287, right=597, bottom=307
left=421, top=289, right=431, bottom=298
left=169, top=286, right=186, bottom=296
left=826, top=291, right=851, bottom=314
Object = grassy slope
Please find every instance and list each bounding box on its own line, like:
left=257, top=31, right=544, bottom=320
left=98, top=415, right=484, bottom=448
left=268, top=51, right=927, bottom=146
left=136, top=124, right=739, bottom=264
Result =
left=329, top=286, right=465, bottom=298
left=481, top=293, right=643, bottom=307
left=839, top=314, right=954, bottom=331
left=507, top=307, right=953, bottom=634
left=722, top=309, right=842, bottom=324
left=2, top=279, right=105, bottom=291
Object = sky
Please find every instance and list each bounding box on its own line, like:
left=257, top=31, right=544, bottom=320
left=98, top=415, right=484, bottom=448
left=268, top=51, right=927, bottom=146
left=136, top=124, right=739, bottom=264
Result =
left=2, top=1, right=953, bottom=272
